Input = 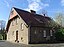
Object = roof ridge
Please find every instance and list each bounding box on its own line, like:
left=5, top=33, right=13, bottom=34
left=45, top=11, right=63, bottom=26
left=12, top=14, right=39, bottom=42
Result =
left=13, top=7, right=30, bottom=13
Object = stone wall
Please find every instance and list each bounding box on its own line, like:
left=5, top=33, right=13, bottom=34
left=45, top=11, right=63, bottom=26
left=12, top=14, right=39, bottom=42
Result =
left=7, top=8, right=29, bottom=44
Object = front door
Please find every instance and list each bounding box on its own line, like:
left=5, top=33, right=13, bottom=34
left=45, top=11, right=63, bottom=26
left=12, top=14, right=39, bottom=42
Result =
left=16, top=31, right=18, bottom=41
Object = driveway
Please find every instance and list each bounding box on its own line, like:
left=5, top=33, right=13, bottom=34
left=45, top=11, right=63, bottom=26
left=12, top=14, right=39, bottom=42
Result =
left=0, top=40, right=64, bottom=47
left=0, top=40, right=29, bottom=47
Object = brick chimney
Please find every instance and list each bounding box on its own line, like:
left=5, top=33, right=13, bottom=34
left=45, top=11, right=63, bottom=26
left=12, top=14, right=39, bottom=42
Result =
left=30, top=10, right=36, bottom=14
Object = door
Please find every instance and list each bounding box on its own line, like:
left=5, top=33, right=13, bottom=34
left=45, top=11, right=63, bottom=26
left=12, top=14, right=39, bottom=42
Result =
left=16, top=31, right=18, bottom=41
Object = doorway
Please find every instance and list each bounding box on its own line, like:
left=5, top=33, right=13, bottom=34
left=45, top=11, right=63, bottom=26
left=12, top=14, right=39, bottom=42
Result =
left=16, top=31, right=18, bottom=41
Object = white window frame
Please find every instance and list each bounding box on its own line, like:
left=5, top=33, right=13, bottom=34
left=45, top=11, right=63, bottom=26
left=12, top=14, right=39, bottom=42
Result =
left=35, top=30, right=37, bottom=34
left=50, top=30, right=53, bottom=36
left=21, top=23, right=24, bottom=30
left=43, top=30, right=46, bottom=37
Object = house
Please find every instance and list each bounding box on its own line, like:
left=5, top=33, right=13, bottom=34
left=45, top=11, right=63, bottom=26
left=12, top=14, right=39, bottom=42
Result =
left=6, top=7, right=57, bottom=44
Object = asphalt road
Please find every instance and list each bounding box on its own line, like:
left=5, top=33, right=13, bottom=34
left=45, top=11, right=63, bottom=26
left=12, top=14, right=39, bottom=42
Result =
left=0, top=40, right=64, bottom=47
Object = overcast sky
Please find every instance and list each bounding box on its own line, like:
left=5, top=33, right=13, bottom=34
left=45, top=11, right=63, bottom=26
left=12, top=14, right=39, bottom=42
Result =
left=0, top=0, right=64, bottom=22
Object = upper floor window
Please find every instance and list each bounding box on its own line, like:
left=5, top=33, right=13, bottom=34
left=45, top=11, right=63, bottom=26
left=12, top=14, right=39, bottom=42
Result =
left=43, top=30, right=46, bottom=37
left=16, top=18, right=18, bottom=25
left=12, top=21, right=14, bottom=26
left=21, top=23, right=24, bottom=30
left=50, top=30, right=53, bottom=36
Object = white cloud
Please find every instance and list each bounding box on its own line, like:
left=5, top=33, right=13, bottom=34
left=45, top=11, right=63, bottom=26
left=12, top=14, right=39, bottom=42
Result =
left=24, top=8, right=30, bottom=12
left=27, top=0, right=41, bottom=3
left=25, top=0, right=49, bottom=12
left=28, top=2, right=42, bottom=11
left=61, top=0, right=64, bottom=6
left=4, top=0, right=10, bottom=8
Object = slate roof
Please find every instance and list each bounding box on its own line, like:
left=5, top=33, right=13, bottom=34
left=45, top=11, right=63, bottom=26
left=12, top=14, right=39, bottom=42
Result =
left=14, top=7, right=52, bottom=26
left=6, top=7, right=54, bottom=31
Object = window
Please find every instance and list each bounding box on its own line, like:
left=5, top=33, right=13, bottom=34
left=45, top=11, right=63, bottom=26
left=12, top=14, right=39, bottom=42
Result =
left=50, top=30, right=53, bottom=36
left=12, top=21, right=14, bottom=26
left=43, top=30, right=46, bottom=37
left=35, top=30, right=37, bottom=34
left=16, top=18, right=18, bottom=25
left=21, top=23, right=24, bottom=30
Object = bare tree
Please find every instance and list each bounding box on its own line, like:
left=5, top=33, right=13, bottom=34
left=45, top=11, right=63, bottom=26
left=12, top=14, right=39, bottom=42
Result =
left=55, top=12, right=64, bottom=27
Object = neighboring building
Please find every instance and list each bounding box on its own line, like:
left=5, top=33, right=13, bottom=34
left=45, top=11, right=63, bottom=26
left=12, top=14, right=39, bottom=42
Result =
left=6, top=7, right=57, bottom=44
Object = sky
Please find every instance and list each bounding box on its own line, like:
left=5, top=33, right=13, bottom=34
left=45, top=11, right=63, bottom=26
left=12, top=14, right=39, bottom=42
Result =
left=0, top=0, right=64, bottom=23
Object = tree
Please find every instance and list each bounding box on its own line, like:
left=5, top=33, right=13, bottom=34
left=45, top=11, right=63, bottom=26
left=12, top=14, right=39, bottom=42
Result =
left=0, top=34, right=3, bottom=40
left=54, top=12, right=64, bottom=41
left=55, top=28, right=64, bottom=41
left=1, top=28, right=7, bottom=40
left=0, top=20, right=6, bottom=40
left=55, top=12, right=64, bottom=27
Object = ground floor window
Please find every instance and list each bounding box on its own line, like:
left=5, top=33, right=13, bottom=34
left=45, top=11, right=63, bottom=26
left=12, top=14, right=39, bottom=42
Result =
left=50, top=30, right=53, bottom=36
left=35, top=30, right=37, bottom=34
left=43, top=30, right=46, bottom=37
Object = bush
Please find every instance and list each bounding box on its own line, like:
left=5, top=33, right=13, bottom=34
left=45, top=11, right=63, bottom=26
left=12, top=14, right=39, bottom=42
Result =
left=0, top=34, right=3, bottom=40
left=55, top=28, right=64, bottom=41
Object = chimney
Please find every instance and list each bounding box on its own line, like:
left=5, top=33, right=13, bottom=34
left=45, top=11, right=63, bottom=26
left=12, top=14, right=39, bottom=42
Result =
left=30, top=10, right=36, bottom=14
left=43, top=14, right=45, bottom=16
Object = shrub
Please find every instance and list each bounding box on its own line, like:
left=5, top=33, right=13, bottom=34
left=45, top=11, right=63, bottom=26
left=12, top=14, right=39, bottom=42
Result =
left=55, top=28, right=64, bottom=41
left=0, top=34, right=3, bottom=40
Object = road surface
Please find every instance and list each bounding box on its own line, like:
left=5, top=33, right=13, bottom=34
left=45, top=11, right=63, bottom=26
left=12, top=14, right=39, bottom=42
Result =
left=0, top=40, right=64, bottom=47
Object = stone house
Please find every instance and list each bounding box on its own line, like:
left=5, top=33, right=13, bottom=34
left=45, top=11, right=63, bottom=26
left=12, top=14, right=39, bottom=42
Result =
left=6, top=7, right=57, bottom=44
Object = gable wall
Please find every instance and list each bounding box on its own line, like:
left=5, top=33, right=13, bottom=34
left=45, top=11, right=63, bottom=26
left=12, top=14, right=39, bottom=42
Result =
left=7, top=9, right=29, bottom=44
left=9, top=8, right=17, bottom=19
